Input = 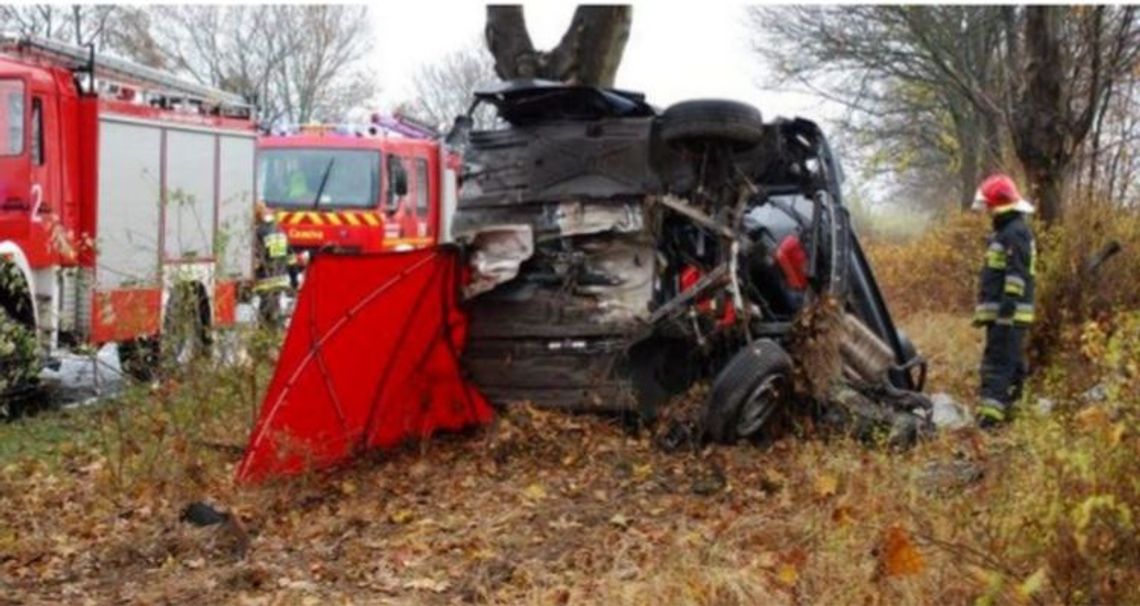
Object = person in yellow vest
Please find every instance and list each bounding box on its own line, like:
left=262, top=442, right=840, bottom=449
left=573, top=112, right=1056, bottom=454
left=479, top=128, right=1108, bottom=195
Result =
left=286, top=171, right=312, bottom=201
left=252, top=200, right=293, bottom=325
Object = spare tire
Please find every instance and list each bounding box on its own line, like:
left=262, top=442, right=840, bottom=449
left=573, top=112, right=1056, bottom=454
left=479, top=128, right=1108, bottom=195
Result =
left=703, top=339, right=793, bottom=443
left=659, top=99, right=765, bottom=150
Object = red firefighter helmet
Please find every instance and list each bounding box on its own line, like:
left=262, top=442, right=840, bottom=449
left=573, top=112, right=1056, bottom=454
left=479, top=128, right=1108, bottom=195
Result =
left=972, top=174, right=1034, bottom=214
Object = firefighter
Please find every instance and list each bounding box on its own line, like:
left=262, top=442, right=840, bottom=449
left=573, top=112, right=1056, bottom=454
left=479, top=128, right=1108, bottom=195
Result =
left=287, top=171, right=312, bottom=201
left=971, top=174, right=1036, bottom=429
left=253, top=200, right=293, bottom=325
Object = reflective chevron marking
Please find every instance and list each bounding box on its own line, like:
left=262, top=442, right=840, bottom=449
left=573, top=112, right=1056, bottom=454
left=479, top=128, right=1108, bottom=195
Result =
left=274, top=210, right=383, bottom=227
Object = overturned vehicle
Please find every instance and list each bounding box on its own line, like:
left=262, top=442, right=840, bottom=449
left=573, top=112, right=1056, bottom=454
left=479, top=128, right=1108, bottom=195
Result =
left=451, top=80, right=931, bottom=444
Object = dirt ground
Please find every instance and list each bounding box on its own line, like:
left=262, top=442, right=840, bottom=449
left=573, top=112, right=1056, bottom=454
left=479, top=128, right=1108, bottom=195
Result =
left=3, top=402, right=993, bottom=605
left=1, top=312, right=1134, bottom=605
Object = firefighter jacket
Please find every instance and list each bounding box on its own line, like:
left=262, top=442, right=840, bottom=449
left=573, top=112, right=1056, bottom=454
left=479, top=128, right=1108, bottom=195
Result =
left=974, top=212, right=1036, bottom=325
left=254, top=217, right=292, bottom=292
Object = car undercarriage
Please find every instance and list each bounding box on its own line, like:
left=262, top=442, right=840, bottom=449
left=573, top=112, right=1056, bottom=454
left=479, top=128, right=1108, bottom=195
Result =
left=448, top=80, right=931, bottom=445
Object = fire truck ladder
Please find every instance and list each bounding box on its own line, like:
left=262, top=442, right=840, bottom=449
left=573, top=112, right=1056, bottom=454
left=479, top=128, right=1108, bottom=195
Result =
left=0, top=33, right=251, bottom=114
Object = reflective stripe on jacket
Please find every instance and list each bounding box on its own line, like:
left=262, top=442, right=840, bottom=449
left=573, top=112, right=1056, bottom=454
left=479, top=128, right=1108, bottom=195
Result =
left=974, top=212, right=1036, bottom=325
left=255, top=218, right=293, bottom=289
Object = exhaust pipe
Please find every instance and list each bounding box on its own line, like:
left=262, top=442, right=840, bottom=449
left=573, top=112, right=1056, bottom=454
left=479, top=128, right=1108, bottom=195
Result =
left=840, top=313, right=894, bottom=384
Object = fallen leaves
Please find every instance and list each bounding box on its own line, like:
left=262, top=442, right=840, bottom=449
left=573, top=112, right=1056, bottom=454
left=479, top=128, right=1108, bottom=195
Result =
left=522, top=482, right=548, bottom=501
left=776, top=563, right=799, bottom=587
left=7, top=349, right=1136, bottom=606
left=403, top=577, right=451, bottom=593
left=388, top=509, right=415, bottom=525
left=608, top=513, right=631, bottom=529
left=831, top=504, right=855, bottom=526
left=1075, top=405, right=1112, bottom=432
left=1018, top=566, right=1048, bottom=599
left=880, top=524, right=925, bottom=577
left=813, top=472, right=839, bottom=499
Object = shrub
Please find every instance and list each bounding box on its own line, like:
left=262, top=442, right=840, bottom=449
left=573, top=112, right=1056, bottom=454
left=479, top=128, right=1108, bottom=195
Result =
left=865, top=201, right=1140, bottom=372
left=1030, top=200, right=1140, bottom=369
left=864, top=211, right=988, bottom=319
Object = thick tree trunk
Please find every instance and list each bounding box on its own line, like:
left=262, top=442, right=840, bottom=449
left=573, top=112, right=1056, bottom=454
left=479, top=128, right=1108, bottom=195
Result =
left=958, top=153, right=979, bottom=211
left=1026, top=164, right=1065, bottom=222
left=485, top=5, right=632, bottom=87
left=484, top=6, right=538, bottom=80
left=1011, top=7, right=1068, bottom=224
left=953, top=113, right=980, bottom=211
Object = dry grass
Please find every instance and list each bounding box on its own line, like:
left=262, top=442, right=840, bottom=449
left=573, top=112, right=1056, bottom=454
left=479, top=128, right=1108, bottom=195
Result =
left=2, top=204, right=1139, bottom=604
left=895, top=311, right=982, bottom=397
left=3, top=312, right=1135, bottom=605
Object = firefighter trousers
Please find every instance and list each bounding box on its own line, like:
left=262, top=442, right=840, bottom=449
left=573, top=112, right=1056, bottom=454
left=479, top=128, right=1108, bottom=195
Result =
left=980, top=323, right=1028, bottom=410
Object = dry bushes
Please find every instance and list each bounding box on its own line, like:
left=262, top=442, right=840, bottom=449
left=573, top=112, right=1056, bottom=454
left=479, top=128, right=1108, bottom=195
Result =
left=861, top=202, right=1140, bottom=604
left=864, top=212, right=988, bottom=320
left=1030, top=201, right=1140, bottom=372
left=2, top=202, right=1138, bottom=604
left=866, top=201, right=1140, bottom=373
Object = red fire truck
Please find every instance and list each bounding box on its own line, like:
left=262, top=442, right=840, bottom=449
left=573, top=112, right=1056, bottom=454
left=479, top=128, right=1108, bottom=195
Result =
left=0, top=34, right=257, bottom=396
left=257, top=115, right=459, bottom=256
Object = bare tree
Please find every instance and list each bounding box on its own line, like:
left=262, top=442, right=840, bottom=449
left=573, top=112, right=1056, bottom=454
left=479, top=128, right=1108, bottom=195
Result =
left=404, top=41, right=497, bottom=131
left=0, top=4, right=120, bottom=48
left=115, top=5, right=377, bottom=126
left=1004, top=6, right=1140, bottom=221
left=752, top=6, right=1140, bottom=222
left=750, top=6, right=1008, bottom=211
left=484, top=5, right=632, bottom=87
left=273, top=6, right=377, bottom=124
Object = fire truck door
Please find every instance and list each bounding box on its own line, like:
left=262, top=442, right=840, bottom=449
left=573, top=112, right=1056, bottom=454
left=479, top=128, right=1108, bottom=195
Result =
left=386, top=155, right=412, bottom=237
left=27, top=93, right=58, bottom=223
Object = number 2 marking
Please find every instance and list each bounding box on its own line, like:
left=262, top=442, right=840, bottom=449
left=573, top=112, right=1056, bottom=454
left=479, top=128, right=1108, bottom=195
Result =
left=30, top=184, right=43, bottom=223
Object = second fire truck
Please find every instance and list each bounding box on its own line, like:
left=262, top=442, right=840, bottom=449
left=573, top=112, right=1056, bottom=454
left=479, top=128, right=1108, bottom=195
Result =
left=257, top=115, right=460, bottom=258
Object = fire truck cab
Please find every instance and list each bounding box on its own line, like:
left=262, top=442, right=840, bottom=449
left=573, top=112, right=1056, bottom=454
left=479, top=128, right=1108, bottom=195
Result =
left=0, top=34, right=257, bottom=396
left=258, top=117, right=459, bottom=257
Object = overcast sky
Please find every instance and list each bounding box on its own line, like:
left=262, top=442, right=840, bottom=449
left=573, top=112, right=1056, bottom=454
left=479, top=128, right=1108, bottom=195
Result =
left=361, top=3, right=895, bottom=204
left=369, top=3, right=829, bottom=122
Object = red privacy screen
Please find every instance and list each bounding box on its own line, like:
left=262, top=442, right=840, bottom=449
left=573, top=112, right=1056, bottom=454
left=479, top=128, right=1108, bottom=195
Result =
left=237, top=248, right=493, bottom=483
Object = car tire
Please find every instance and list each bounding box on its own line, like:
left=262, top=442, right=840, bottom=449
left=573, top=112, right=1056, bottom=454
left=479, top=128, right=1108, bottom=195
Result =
left=703, top=339, right=793, bottom=443
left=120, top=284, right=210, bottom=382
left=161, top=284, right=211, bottom=370
left=659, top=99, right=765, bottom=150
left=118, top=338, right=159, bottom=383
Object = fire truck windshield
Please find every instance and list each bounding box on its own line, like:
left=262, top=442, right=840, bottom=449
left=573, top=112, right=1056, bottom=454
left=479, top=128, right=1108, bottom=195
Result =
left=1, top=79, right=25, bottom=156
left=260, top=148, right=380, bottom=209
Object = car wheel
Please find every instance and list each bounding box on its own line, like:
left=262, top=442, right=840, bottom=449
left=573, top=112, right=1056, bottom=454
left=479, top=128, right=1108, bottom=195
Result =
left=658, top=99, right=765, bottom=150
left=703, top=339, right=793, bottom=443
left=161, top=285, right=210, bottom=369
left=121, top=284, right=210, bottom=382
left=118, top=338, right=157, bottom=382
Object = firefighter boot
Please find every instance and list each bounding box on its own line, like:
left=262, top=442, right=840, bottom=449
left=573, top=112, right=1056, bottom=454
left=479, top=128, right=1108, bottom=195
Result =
left=977, top=323, right=1026, bottom=430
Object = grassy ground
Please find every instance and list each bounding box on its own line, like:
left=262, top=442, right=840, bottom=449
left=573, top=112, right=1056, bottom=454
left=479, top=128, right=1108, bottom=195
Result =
left=2, top=209, right=1138, bottom=604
